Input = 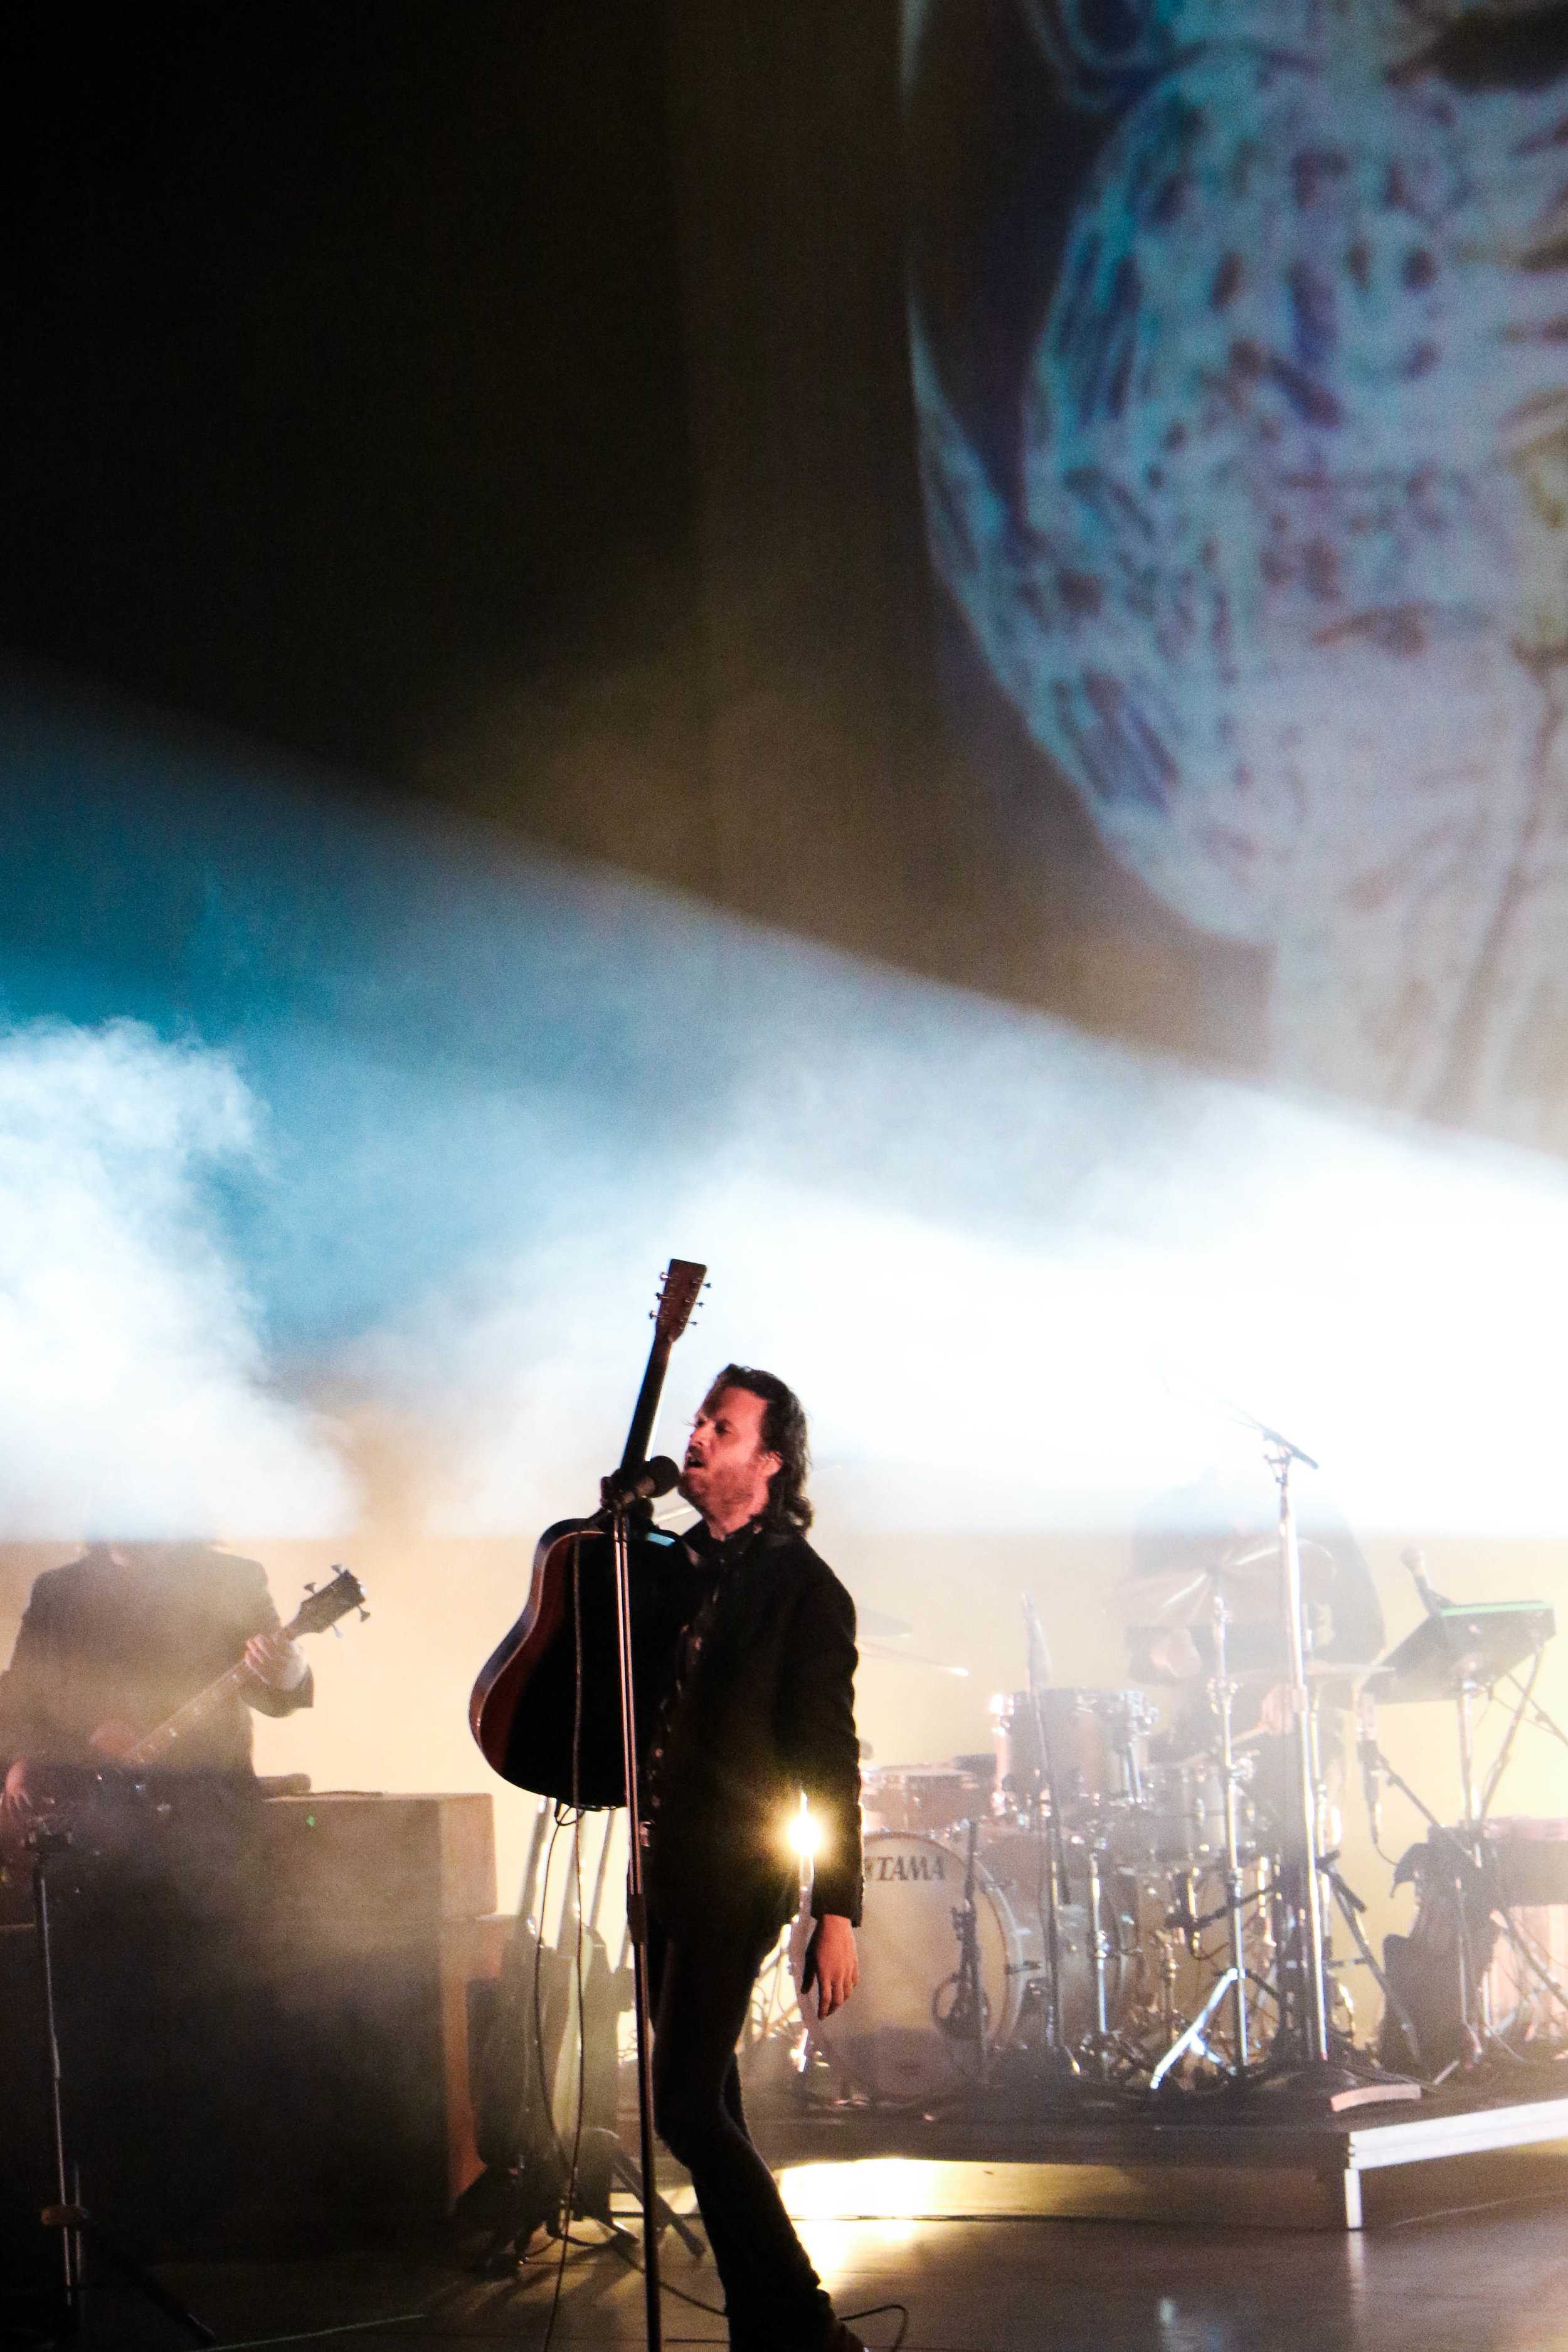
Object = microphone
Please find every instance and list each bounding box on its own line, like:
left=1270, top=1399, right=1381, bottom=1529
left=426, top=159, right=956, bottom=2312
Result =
left=600, top=1456, right=681, bottom=1511
left=1400, top=1544, right=1449, bottom=1618
left=1355, top=1687, right=1382, bottom=1848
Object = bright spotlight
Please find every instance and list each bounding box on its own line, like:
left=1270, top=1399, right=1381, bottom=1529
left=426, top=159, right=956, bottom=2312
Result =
left=785, top=1798, right=824, bottom=1860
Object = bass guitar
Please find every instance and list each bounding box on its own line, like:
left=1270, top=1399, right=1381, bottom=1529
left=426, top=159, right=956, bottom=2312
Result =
left=469, top=1258, right=706, bottom=1807
left=0, top=1569, right=367, bottom=1864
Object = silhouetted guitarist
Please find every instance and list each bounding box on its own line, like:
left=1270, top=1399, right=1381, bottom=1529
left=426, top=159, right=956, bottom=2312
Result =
left=0, top=1540, right=311, bottom=1852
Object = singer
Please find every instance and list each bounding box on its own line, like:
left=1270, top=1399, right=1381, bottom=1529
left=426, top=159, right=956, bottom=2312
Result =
left=644, top=1365, right=864, bottom=2352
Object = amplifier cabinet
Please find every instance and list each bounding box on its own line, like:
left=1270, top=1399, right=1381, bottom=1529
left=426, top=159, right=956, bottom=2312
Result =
left=256, top=1793, right=504, bottom=2229
left=0, top=1790, right=507, bottom=2256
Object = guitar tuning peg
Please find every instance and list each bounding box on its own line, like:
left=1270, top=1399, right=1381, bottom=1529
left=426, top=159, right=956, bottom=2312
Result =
left=358, top=1606, right=371, bottom=1622
left=304, top=1580, right=317, bottom=1594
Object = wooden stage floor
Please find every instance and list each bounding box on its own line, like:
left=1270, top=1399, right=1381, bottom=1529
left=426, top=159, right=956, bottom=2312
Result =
left=36, top=2152, right=1568, bottom=2352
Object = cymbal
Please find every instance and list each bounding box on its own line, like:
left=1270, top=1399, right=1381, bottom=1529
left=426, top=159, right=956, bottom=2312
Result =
left=860, top=1608, right=914, bottom=1641
left=859, top=1638, right=968, bottom=1678
left=1115, top=1541, right=1335, bottom=1628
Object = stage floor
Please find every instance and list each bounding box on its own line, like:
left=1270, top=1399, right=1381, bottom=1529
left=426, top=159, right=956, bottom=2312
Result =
left=38, top=2159, right=1568, bottom=2352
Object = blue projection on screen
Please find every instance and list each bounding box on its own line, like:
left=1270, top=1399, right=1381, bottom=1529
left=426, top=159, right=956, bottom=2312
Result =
left=907, top=0, right=1568, bottom=1150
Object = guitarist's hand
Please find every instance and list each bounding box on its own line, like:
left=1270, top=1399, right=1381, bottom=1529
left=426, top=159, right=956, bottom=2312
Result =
left=1, top=1758, right=35, bottom=1861
left=87, top=1719, right=138, bottom=1759
left=244, top=1631, right=309, bottom=1690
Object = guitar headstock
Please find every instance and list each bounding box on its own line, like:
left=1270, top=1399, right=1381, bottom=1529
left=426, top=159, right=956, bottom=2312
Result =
left=287, top=1567, right=368, bottom=1641
left=653, top=1257, right=707, bottom=1347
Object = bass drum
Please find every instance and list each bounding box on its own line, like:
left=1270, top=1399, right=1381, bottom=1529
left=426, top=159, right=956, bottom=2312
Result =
left=980, top=1830, right=1135, bottom=2045
left=794, top=1832, right=1032, bottom=2103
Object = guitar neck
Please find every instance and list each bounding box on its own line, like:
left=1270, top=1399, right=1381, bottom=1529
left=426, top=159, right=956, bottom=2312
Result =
left=618, top=1332, right=675, bottom=1476
left=125, top=1657, right=255, bottom=1766
left=119, top=1569, right=361, bottom=1767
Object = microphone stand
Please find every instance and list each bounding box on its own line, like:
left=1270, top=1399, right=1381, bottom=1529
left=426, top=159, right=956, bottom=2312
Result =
left=26, top=1828, right=216, bottom=2345
left=1227, top=1407, right=1419, bottom=2111
left=600, top=1468, right=665, bottom=2352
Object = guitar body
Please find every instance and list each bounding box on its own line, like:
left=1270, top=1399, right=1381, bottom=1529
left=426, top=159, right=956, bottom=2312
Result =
left=469, top=1519, right=687, bottom=1808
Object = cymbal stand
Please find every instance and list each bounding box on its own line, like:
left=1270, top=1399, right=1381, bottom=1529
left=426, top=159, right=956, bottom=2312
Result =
left=1022, top=1650, right=1080, bottom=2084
left=1147, top=1597, right=1261, bottom=2091
left=1212, top=1591, right=1251, bottom=2071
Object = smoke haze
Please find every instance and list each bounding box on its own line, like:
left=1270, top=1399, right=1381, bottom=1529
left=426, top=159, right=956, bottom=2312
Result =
left=0, top=1019, right=353, bottom=1538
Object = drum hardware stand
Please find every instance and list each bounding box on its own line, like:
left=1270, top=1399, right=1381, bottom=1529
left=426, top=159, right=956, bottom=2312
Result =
left=24, top=1826, right=216, bottom=2346
left=1086, top=1842, right=1112, bottom=2069
left=938, top=1816, right=990, bottom=2082
left=1211, top=1591, right=1251, bottom=2073
left=1020, top=1613, right=1080, bottom=2085
left=1317, top=1852, right=1419, bottom=2062
left=1147, top=1592, right=1260, bottom=2090
left=1076, top=1836, right=1143, bottom=2081
left=1147, top=1881, right=1277, bottom=2089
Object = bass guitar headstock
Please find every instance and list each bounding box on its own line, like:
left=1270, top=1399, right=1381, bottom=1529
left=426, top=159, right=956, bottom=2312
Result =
left=652, top=1257, right=707, bottom=1347
left=286, top=1566, right=368, bottom=1641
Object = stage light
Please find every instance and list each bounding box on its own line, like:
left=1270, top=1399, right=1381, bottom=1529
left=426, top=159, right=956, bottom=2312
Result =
left=786, top=1796, right=824, bottom=1860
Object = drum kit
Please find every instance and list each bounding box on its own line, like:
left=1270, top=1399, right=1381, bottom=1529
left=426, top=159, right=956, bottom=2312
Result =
left=773, top=1479, right=1568, bottom=2111
left=788, top=1490, right=1388, bottom=2107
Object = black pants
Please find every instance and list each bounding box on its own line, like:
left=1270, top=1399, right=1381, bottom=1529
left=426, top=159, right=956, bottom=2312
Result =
left=648, top=1909, right=832, bottom=2351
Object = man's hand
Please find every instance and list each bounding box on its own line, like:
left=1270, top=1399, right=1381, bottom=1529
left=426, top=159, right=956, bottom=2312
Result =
left=1148, top=1627, right=1203, bottom=1681
left=87, top=1720, right=137, bottom=1759
left=243, top=1631, right=309, bottom=1692
left=802, top=1913, right=859, bottom=2021
left=1257, top=1682, right=1296, bottom=1737
left=1, top=1757, right=35, bottom=1861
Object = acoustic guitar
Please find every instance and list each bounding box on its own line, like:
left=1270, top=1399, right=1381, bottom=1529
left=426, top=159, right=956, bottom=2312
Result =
left=469, top=1258, right=706, bottom=1807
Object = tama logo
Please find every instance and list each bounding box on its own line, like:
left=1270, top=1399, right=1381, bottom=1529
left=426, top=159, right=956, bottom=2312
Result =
left=870, top=1852, right=946, bottom=1882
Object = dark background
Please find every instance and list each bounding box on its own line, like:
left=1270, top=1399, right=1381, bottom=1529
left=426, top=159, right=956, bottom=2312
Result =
left=0, top=0, right=1250, bottom=1065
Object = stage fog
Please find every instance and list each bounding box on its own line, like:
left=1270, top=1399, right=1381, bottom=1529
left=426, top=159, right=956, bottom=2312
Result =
left=3, top=674, right=1566, bottom=1937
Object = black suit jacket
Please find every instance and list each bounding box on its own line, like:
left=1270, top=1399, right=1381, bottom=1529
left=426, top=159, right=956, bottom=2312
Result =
left=642, top=1520, right=862, bottom=1940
